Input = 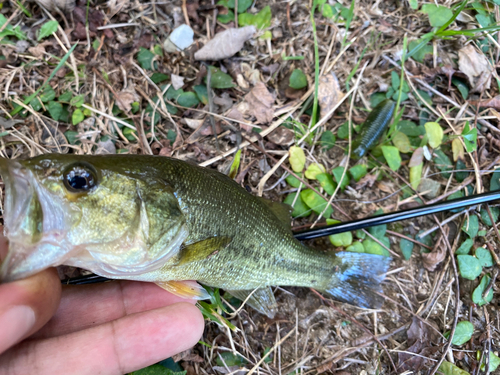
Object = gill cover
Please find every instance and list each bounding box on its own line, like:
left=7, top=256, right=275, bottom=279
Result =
left=0, top=156, right=188, bottom=282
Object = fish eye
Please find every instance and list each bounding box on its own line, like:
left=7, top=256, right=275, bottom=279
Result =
left=63, top=163, right=98, bottom=193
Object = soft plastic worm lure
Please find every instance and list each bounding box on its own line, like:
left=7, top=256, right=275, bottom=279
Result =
left=352, top=99, right=396, bottom=159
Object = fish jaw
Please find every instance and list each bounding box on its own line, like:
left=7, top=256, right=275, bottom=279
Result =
left=0, top=158, right=80, bottom=282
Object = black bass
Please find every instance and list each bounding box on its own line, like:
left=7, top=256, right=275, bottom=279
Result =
left=0, top=155, right=390, bottom=317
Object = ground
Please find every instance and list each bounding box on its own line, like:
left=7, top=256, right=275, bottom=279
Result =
left=1, top=0, right=500, bottom=374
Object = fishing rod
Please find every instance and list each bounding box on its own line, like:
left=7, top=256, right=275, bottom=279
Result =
left=62, top=189, right=500, bottom=285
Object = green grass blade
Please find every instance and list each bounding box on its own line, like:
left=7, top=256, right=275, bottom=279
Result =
left=436, top=0, right=469, bottom=35
left=11, top=43, right=77, bottom=116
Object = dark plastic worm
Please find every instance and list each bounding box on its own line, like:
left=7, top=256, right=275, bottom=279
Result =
left=352, top=99, right=396, bottom=159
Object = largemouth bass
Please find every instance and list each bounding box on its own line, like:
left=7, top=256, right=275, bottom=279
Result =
left=0, top=154, right=390, bottom=317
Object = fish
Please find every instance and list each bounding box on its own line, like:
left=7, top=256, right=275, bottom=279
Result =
left=0, top=154, right=390, bottom=317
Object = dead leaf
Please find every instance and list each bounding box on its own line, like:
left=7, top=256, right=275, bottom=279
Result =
left=475, top=95, right=500, bottom=110
left=355, top=173, right=378, bottom=189
left=28, top=44, right=47, bottom=59
left=35, top=0, right=74, bottom=11
left=398, top=317, right=440, bottom=371
left=245, top=82, right=275, bottom=124
left=107, top=0, right=130, bottom=18
left=241, top=63, right=261, bottom=85
left=115, top=89, right=139, bottom=113
left=194, top=26, right=256, bottom=60
left=409, top=147, right=424, bottom=167
left=417, top=178, right=441, bottom=199
left=452, top=138, right=464, bottom=161
left=184, top=118, right=205, bottom=130
left=266, top=126, right=294, bottom=145
left=171, top=74, right=185, bottom=90
left=421, top=230, right=447, bottom=272
left=458, top=45, right=492, bottom=93
left=213, top=92, right=233, bottom=112
left=318, top=72, right=343, bottom=122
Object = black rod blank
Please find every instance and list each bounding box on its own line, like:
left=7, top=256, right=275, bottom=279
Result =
left=62, top=189, right=500, bottom=285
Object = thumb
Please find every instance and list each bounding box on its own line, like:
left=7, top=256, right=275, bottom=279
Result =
left=0, top=238, right=61, bottom=354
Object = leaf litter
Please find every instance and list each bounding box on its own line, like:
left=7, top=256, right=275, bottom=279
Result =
left=2, top=0, right=500, bottom=374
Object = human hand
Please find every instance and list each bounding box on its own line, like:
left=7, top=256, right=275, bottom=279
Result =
left=0, top=236, right=205, bottom=375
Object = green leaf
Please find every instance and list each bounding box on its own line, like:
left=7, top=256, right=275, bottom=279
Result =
left=457, top=255, right=482, bottom=280
left=329, top=231, right=353, bottom=247
left=321, top=4, right=335, bottom=18
left=320, top=130, right=336, bottom=150
left=47, top=101, right=63, bottom=121
left=392, top=131, right=411, bottom=153
left=332, top=166, right=349, bottom=191
left=409, top=0, right=418, bottom=10
left=71, top=109, right=84, bottom=125
left=400, top=237, right=414, bottom=260
left=39, top=86, right=56, bottom=103
left=349, top=164, right=367, bottom=182
left=284, top=192, right=310, bottom=218
left=480, top=207, right=499, bottom=226
left=38, top=20, right=59, bottom=40
left=370, top=92, right=387, bottom=108
left=449, top=321, right=474, bottom=345
left=217, top=9, right=235, bottom=24
left=300, top=189, right=333, bottom=218
left=456, top=238, right=473, bottom=255
left=238, top=5, right=272, bottom=29
left=165, top=86, right=184, bottom=101
left=472, top=274, right=494, bottom=306
left=437, top=361, right=470, bottom=375
left=410, top=162, right=423, bottom=190
left=421, top=4, right=453, bottom=27
left=137, top=47, right=156, bottom=70
left=362, top=239, right=391, bottom=257
left=452, top=78, right=469, bottom=100
left=461, top=122, right=477, bottom=152
left=130, top=364, right=186, bottom=375
left=346, top=241, right=365, bottom=253
left=491, top=169, right=500, bottom=191
left=70, top=94, right=85, bottom=107
left=434, top=149, right=453, bottom=178
left=289, top=146, right=305, bottom=172
left=425, top=122, right=443, bottom=148
left=408, top=39, right=433, bottom=63
left=216, top=352, right=248, bottom=367
left=397, top=120, right=425, bottom=136
left=475, top=247, right=494, bottom=267
left=289, top=69, right=308, bottom=89
left=285, top=172, right=303, bottom=188
left=207, top=67, right=234, bottom=89
left=337, top=121, right=349, bottom=139
left=150, top=73, right=169, bottom=84
left=481, top=351, right=500, bottom=372
left=177, top=92, right=200, bottom=107
left=64, top=130, right=79, bottom=144
left=228, top=149, right=242, bottom=179
left=58, top=91, right=72, bottom=102
left=316, top=173, right=336, bottom=195
left=193, top=85, right=209, bottom=105
left=381, top=145, right=402, bottom=171
left=0, top=14, right=27, bottom=40
left=304, top=163, right=326, bottom=180
left=167, top=129, right=177, bottom=145
left=462, top=215, right=479, bottom=238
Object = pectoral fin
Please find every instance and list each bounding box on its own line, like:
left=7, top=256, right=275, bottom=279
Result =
left=226, top=287, right=278, bottom=318
left=177, top=236, right=232, bottom=265
left=155, top=280, right=210, bottom=300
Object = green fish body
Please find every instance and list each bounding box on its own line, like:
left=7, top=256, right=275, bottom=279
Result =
left=0, top=155, right=390, bottom=317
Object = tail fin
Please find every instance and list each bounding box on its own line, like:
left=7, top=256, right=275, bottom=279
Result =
left=323, top=252, right=391, bottom=309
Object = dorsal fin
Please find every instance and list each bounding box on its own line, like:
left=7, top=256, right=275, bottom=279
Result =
left=257, top=197, right=293, bottom=229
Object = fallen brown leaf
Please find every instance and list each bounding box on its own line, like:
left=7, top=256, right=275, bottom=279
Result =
left=245, top=82, right=275, bottom=124
left=409, top=147, right=424, bottom=167
left=266, top=126, right=294, bottom=145
left=194, top=26, right=256, bottom=60
left=318, top=72, right=343, bottom=122
left=421, top=230, right=447, bottom=272
left=475, top=95, right=500, bottom=110
left=458, top=45, right=492, bottom=93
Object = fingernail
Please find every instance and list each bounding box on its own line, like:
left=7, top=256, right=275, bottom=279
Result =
left=0, top=305, right=36, bottom=353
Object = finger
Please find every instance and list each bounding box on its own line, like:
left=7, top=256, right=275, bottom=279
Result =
left=0, top=268, right=61, bottom=354
left=33, top=281, right=197, bottom=339
left=0, top=302, right=205, bottom=375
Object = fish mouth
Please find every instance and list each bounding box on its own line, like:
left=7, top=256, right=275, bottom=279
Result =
left=0, top=158, right=75, bottom=282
